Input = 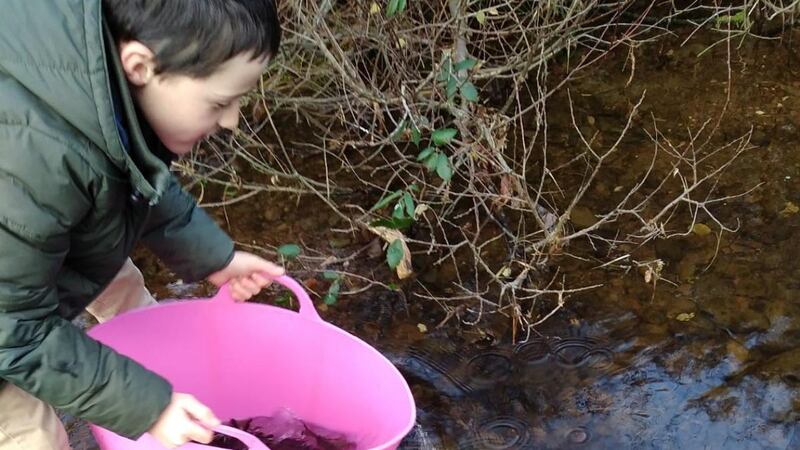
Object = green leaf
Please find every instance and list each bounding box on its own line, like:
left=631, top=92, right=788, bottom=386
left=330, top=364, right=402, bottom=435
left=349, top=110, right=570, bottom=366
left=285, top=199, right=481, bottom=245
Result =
left=388, top=282, right=400, bottom=291
left=394, top=217, right=413, bottom=229
left=370, top=190, right=404, bottom=212
left=275, top=291, right=293, bottom=305
left=386, top=0, right=400, bottom=17
left=403, top=192, right=415, bottom=217
left=397, top=0, right=407, bottom=13
left=432, top=128, right=458, bottom=146
left=387, top=239, right=405, bottom=269
left=436, top=153, right=453, bottom=181
left=454, top=58, right=478, bottom=72
left=438, top=59, right=452, bottom=82
left=323, top=271, right=340, bottom=280
left=476, top=10, right=487, bottom=25
left=460, top=81, right=479, bottom=102
left=417, top=146, right=435, bottom=161
left=423, top=152, right=440, bottom=171
left=277, top=244, right=302, bottom=259
left=370, top=217, right=414, bottom=230
left=324, top=279, right=341, bottom=305
left=446, top=76, right=458, bottom=99
left=716, top=10, right=746, bottom=27
left=392, top=201, right=406, bottom=219
left=411, top=126, right=422, bottom=146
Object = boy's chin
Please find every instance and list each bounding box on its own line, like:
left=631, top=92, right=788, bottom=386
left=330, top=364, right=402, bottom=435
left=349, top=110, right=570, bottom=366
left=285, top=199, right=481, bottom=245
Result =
left=164, top=140, right=197, bottom=156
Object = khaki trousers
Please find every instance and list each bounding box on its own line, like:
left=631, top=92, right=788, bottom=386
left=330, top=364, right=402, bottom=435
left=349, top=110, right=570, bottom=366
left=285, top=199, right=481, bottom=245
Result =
left=0, top=259, right=156, bottom=450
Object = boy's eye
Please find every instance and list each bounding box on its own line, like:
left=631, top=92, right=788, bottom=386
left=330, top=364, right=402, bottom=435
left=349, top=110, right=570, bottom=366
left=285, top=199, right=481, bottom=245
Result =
left=214, top=102, right=230, bottom=109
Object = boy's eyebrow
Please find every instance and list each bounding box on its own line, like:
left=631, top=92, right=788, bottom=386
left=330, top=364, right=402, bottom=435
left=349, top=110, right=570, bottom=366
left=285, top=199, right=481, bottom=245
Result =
left=216, top=89, right=252, bottom=101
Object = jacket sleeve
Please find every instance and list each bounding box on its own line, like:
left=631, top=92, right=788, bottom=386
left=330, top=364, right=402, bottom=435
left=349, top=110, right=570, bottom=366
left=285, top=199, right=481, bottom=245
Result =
left=0, top=175, right=171, bottom=439
left=139, top=176, right=235, bottom=282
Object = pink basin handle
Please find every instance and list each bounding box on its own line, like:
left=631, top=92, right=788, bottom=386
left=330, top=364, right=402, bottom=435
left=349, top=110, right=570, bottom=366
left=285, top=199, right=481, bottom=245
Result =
left=210, top=425, right=270, bottom=450
left=213, top=275, right=322, bottom=322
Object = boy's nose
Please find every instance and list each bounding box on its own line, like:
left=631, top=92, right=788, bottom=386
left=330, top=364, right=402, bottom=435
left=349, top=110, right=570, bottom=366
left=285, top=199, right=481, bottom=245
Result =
left=218, top=103, right=240, bottom=131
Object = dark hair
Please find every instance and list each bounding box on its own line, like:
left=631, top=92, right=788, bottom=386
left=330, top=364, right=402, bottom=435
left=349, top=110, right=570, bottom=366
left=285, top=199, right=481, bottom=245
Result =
left=102, top=0, right=281, bottom=77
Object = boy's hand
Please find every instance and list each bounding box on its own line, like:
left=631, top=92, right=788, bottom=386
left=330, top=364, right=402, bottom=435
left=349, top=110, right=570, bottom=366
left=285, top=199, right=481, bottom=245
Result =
left=149, top=393, right=220, bottom=448
left=207, top=251, right=285, bottom=301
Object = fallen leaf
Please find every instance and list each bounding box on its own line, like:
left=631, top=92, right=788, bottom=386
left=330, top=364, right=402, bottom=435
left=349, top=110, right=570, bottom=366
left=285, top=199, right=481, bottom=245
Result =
left=413, top=203, right=430, bottom=220
left=692, top=223, right=712, bottom=236
left=676, top=312, right=695, bottom=322
left=368, top=226, right=413, bottom=279
left=251, top=101, right=268, bottom=123
left=302, top=278, right=322, bottom=293
left=369, top=2, right=381, bottom=14
left=781, top=201, right=799, bottom=216
left=476, top=10, right=486, bottom=25
left=727, top=340, right=749, bottom=363
left=417, top=323, right=428, bottom=333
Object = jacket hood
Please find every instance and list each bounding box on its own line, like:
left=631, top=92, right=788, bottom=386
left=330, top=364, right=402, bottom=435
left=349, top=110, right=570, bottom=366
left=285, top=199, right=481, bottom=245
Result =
left=0, top=0, right=173, bottom=202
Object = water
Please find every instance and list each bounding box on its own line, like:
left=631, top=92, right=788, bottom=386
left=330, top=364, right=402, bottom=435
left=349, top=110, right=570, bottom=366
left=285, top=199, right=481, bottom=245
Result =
left=338, top=29, right=800, bottom=449
left=211, top=410, right=357, bottom=450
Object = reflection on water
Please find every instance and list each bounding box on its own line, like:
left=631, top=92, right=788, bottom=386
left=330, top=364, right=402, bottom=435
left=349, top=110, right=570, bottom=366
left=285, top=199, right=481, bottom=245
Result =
left=392, top=323, right=800, bottom=449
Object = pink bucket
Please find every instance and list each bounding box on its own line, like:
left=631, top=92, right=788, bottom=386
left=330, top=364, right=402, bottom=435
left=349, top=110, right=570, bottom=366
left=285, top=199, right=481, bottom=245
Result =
left=87, top=276, right=416, bottom=450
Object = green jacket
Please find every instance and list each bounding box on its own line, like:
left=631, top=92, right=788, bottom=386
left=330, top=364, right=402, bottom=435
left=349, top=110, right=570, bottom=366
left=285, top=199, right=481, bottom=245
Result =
left=0, top=0, right=235, bottom=438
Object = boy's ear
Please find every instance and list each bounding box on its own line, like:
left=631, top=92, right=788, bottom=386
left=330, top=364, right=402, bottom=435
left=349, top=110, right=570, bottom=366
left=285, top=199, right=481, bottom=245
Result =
left=118, top=41, right=157, bottom=86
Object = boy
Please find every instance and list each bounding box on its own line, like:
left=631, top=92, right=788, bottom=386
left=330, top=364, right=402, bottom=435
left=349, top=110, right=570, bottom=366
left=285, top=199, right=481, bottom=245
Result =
left=0, top=0, right=284, bottom=448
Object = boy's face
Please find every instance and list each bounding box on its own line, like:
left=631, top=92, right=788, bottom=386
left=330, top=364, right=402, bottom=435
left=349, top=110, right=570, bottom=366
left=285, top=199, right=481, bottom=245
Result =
left=119, top=43, right=269, bottom=155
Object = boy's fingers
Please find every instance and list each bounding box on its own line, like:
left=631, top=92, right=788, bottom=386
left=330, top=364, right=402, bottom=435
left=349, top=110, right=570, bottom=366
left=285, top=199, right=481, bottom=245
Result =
left=260, top=261, right=285, bottom=277
left=180, top=395, right=220, bottom=428
left=238, top=277, right=260, bottom=296
left=231, top=284, right=251, bottom=301
left=229, top=269, right=281, bottom=301
left=183, top=421, right=214, bottom=445
left=176, top=395, right=218, bottom=444
left=252, top=273, right=271, bottom=288
left=228, top=280, right=246, bottom=301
